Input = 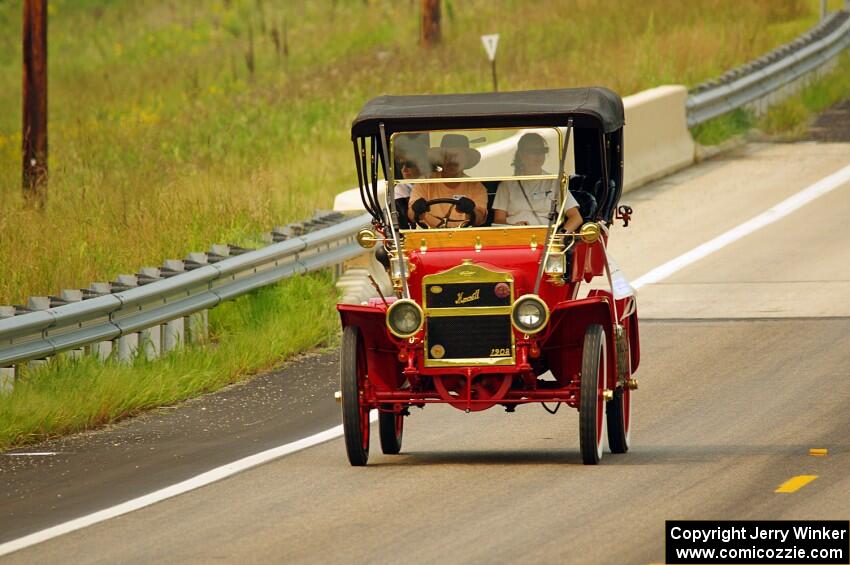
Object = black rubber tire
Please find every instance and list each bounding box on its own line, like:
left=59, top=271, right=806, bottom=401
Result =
left=341, top=326, right=369, bottom=466
left=579, top=324, right=606, bottom=465
left=379, top=406, right=403, bottom=455
left=606, top=386, right=631, bottom=454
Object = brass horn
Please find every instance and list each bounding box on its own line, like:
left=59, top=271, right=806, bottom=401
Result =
left=356, top=228, right=379, bottom=249
left=579, top=222, right=601, bottom=244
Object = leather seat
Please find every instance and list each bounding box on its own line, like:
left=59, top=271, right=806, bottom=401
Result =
left=568, top=174, right=597, bottom=220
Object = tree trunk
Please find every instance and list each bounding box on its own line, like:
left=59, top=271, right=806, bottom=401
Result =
left=22, top=0, right=48, bottom=209
left=420, top=0, right=441, bottom=48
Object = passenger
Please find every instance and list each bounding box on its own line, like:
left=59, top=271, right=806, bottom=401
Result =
left=409, top=134, right=488, bottom=228
left=393, top=150, right=426, bottom=229
left=492, top=133, right=583, bottom=232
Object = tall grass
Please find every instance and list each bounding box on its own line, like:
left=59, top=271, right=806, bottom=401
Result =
left=0, top=0, right=832, bottom=304
left=691, top=109, right=755, bottom=146
left=0, top=272, right=338, bottom=451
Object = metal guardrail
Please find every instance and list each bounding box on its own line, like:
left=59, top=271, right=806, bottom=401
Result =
left=687, top=10, right=850, bottom=127
left=0, top=213, right=372, bottom=369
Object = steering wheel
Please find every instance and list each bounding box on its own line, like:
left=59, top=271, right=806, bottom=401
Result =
left=412, top=197, right=476, bottom=229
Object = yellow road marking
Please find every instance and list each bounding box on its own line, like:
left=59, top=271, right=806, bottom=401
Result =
left=809, top=448, right=828, bottom=456
left=775, top=475, right=818, bottom=493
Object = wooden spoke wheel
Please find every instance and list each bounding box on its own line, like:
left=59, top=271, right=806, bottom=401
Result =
left=579, top=324, right=606, bottom=465
left=607, top=385, right=632, bottom=454
left=341, top=326, right=370, bottom=466
left=379, top=405, right=404, bottom=455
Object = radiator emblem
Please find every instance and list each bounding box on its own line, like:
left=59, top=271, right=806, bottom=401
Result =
left=430, top=344, right=445, bottom=359
left=430, top=286, right=443, bottom=294
left=455, top=289, right=480, bottom=305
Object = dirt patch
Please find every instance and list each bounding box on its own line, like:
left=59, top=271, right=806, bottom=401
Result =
left=804, top=98, right=850, bottom=142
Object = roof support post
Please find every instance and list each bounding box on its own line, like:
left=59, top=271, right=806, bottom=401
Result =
left=379, top=122, right=409, bottom=298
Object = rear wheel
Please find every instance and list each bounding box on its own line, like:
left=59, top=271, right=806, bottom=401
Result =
left=341, top=326, right=370, bottom=466
left=379, top=406, right=403, bottom=455
left=579, top=324, right=606, bottom=465
left=606, top=386, right=632, bottom=453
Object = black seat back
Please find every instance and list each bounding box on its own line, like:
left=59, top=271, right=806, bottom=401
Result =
left=567, top=174, right=597, bottom=220
left=483, top=180, right=500, bottom=226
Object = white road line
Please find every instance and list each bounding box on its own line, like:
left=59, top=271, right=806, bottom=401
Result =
left=3, top=161, right=850, bottom=557
left=0, top=414, right=377, bottom=557
left=632, top=162, right=850, bottom=289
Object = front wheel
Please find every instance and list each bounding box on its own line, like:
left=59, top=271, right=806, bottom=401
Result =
left=379, top=406, right=403, bottom=455
left=606, top=386, right=632, bottom=453
left=579, top=324, right=606, bottom=465
left=341, top=326, right=370, bottom=466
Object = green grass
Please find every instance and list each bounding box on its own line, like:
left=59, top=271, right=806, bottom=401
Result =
left=692, top=51, right=850, bottom=145
left=0, top=0, right=835, bottom=304
left=0, top=272, right=338, bottom=451
left=691, top=108, right=755, bottom=146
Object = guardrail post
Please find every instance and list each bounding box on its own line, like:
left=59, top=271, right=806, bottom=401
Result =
left=208, top=244, right=230, bottom=261
left=26, top=297, right=51, bottom=372
left=163, top=318, right=184, bottom=353
left=0, top=306, right=15, bottom=394
left=137, top=267, right=162, bottom=361
left=59, top=289, right=84, bottom=361
left=161, top=260, right=186, bottom=353
left=184, top=253, right=209, bottom=345
left=114, top=275, right=139, bottom=363
left=88, top=282, right=114, bottom=361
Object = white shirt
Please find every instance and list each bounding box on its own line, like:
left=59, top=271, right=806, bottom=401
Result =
left=493, top=178, right=579, bottom=225
left=394, top=183, right=413, bottom=199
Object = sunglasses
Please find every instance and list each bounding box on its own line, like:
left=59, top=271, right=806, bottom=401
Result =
left=397, top=160, right=419, bottom=169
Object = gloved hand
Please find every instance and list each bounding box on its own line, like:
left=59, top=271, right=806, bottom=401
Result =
left=411, top=199, right=430, bottom=217
left=455, top=196, right=475, bottom=215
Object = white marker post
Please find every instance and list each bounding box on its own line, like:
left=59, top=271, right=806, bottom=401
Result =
left=481, top=33, right=499, bottom=92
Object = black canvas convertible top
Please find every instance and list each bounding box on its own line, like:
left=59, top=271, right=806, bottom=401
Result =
left=351, top=87, right=624, bottom=138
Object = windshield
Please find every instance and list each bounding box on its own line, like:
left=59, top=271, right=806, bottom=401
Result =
left=390, top=127, right=563, bottom=185
left=390, top=127, right=575, bottom=229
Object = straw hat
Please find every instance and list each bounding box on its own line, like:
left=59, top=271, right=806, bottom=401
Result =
left=427, top=134, right=481, bottom=169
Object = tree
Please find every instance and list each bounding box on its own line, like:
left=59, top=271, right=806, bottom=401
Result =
left=22, top=0, right=48, bottom=209
left=420, top=0, right=440, bottom=47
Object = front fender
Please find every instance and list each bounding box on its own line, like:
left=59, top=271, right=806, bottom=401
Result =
left=337, top=303, right=404, bottom=391
left=541, top=294, right=617, bottom=389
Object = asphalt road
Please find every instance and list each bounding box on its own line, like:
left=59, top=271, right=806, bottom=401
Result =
left=2, top=141, right=849, bottom=564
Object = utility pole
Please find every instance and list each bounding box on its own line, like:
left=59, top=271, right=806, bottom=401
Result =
left=23, top=0, right=47, bottom=209
left=420, top=0, right=440, bottom=48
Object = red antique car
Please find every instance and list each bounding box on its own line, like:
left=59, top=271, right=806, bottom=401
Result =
left=338, top=88, right=639, bottom=465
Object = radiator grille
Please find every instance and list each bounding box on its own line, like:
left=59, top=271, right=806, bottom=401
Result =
left=426, top=315, right=512, bottom=361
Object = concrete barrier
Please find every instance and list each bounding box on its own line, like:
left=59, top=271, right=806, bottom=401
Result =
left=622, top=85, right=695, bottom=191
left=334, top=85, right=696, bottom=211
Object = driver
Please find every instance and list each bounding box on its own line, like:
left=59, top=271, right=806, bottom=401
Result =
left=408, top=134, right=488, bottom=228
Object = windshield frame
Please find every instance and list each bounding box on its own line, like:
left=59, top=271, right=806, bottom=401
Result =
left=388, top=127, right=564, bottom=187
